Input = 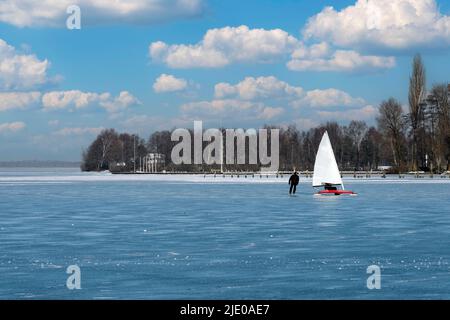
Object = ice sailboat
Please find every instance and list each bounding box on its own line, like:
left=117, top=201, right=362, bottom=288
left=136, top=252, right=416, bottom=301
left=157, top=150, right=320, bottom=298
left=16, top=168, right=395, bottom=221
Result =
left=313, top=131, right=356, bottom=196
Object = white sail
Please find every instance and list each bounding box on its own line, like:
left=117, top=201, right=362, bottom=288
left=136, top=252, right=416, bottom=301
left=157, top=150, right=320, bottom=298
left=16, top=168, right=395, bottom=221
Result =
left=312, top=131, right=343, bottom=188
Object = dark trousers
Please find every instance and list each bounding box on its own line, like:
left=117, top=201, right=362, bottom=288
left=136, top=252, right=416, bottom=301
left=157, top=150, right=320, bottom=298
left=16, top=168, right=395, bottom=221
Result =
left=289, top=184, right=297, bottom=194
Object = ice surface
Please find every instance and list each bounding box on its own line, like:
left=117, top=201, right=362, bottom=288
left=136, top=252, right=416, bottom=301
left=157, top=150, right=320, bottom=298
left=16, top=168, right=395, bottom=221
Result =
left=1, top=168, right=450, bottom=185
left=1, top=168, right=450, bottom=299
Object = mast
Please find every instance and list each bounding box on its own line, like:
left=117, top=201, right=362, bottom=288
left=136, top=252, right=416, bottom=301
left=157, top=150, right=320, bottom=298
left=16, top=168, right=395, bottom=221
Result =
left=220, top=120, right=224, bottom=174
left=133, top=134, right=136, bottom=173
left=221, top=132, right=224, bottom=174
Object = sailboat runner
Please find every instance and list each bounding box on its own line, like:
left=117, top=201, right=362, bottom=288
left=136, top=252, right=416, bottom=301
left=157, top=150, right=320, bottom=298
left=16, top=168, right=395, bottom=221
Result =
left=313, top=131, right=356, bottom=195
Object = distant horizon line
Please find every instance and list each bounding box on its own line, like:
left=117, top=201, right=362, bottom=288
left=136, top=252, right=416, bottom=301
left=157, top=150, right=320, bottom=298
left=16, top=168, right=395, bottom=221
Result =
left=0, top=160, right=81, bottom=167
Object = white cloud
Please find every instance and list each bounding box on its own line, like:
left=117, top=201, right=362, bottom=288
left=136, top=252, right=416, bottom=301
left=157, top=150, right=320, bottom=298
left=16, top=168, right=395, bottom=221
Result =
left=288, top=49, right=396, bottom=72
left=0, top=39, right=51, bottom=90
left=317, top=105, right=377, bottom=121
left=291, top=42, right=332, bottom=60
left=0, top=121, right=26, bottom=133
left=150, top=25, right=299, bottom=68
left=0, top=0, right=205, bottom=27
left=215, top=76, right=303, bottom=100
left=303, top=0, right=450, bottom=51
left=53, top=127, right=104, bottom=136
left=0, top=91, right=41, bottom=111
left=213, top=76, right=367, bottom=111
left=181, top=99, right=284, bottom=120
left=292, top=88, right=366, bottom=108
left=99, top=91, right=141, bottom=113
left=150, top=24, right=396, bottom=72
left=153, top=74, right=188, bottom=93
left=42, top=90, right=140, bottom=113
left=167, top=74, right=378, bottom=128
left=42, top=90, right=108, bottom=110
left=258, top=107, right=284, bottom=120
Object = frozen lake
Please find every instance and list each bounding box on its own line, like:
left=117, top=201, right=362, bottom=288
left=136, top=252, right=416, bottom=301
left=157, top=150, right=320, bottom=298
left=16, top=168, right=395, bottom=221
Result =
left=1, top=168, right=450, bottom=299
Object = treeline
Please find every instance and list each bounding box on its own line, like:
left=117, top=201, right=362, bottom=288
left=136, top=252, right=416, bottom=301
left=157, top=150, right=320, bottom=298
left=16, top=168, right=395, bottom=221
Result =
left=81, top=122, right=382, bottom=173
left=80, top=116, right=449, bottom=173
left=377, top=55, right=450, bottom=173
left=81, top=55, right=450, bottom=173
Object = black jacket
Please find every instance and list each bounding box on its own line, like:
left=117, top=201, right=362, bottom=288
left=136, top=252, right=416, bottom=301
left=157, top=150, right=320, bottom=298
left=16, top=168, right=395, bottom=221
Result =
left=289, top=174, right=299, bottom=185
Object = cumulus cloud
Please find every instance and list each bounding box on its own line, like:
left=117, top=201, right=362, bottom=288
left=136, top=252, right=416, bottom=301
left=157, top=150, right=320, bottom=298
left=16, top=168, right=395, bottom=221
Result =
left=42, top=90, right=106, bottom=110
left=0, top=0, right=205, bottom=27
left=0, top=39, right=51, bottom=90
left=150, top=24, right=396, bottom=72
left=53, top=127, right=105, bottom=136
left=288, top=49, right=396, bottom=72
left=182, top=75, right=374, bottom=125
left=0, top=91, right=41, bottom=111
left=0, top=121, right=26, bottom=133
left=290, top=42, right=332, bottom=60
left=213, top=76, right=368, bottom=111
left=42, top=90, right=140, bottom=113
left=180, top=77, right=299, bottom=121
left=127, top=76, right=378, bottom=129
left=303, top=0, right=450, bottom=51
left=99, top=91, right=141, bottom=113
left=258, top=107, right=284, bottom=120
left=292, top=88, right=367, bottom=108
left=215, top=76, right=303, bottom=100
left=181, top=99, right=284, bottom=120
left=150, top=25, right=299, bottom=68
left=153, top=74, right=188, bottom=93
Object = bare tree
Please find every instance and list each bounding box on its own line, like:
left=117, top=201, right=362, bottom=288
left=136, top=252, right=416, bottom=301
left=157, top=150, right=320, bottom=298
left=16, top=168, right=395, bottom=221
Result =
left=377, top=98, right=406, bottom=167
left=279, top=125, right=302, bottom=171
left=408, top=54, right=426, bottom=170
left=429, top=84, right=450, bottom=170
left=98, top=129, right=120, bottom=169
left=80, top=129, right=120, bottom=171
left=360, top=127, right=383, bottom=170
left=346, top=121, right=368, bottom=170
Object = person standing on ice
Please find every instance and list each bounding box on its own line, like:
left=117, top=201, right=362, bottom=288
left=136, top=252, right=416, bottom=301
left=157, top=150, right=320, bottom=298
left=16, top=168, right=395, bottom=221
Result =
left=288, top=171, right=299, bottom=195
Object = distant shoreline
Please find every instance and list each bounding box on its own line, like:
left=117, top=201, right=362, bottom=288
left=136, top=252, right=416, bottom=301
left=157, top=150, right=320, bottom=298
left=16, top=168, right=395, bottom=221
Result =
left=0, top=161, right=80, bottom=168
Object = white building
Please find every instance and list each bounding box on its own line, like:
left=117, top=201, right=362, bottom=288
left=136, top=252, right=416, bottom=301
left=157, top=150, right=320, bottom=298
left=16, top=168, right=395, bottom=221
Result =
left=140, top=153, right=165, bottom=173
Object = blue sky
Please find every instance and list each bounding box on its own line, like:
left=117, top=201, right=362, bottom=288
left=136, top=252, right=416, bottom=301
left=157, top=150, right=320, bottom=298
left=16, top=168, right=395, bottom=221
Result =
left=0, top=0, right=449, bottom=160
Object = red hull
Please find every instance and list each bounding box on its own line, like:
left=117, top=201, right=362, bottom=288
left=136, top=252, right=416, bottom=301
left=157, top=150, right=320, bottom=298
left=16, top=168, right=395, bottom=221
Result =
left=317, top=190, right=356, bottom=196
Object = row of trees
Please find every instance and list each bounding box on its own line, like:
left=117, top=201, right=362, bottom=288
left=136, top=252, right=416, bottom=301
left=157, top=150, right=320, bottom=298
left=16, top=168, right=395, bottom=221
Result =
left=377, top=55, right=450, bottom=172
left=81, top=55, right=449, bottom=173
left=81, top=131, right=148, bottom=172
left=80, top=118, right=449, bottom=173
left=81, top=122, right=381, bottom=172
